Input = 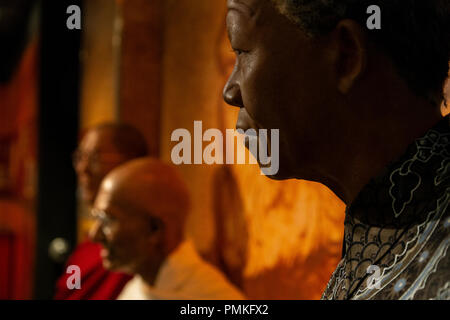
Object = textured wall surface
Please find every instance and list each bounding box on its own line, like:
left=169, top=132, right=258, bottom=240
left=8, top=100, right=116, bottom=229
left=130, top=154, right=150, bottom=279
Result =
left=80, top=0, right=119, bottom=130
left=120, top=0, right=163, bottom=156
left=159, top=0, right=228, bottom=256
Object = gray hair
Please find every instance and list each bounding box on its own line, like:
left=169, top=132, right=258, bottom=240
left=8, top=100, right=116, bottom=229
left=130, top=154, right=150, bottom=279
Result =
left=271, top=0, right=450, bottom=106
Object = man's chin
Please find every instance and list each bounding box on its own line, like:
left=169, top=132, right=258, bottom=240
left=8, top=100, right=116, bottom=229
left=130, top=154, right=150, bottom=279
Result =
left=100, top=249, right=117, bottom=270
left=258, top=162, right=294, bottom=181
left=101, top=258, right=122, bottom=272
left=263, top=172, right=290, bottom=181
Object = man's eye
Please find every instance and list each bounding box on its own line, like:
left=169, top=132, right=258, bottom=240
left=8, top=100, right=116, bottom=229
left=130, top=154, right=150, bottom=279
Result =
left=232, top=48, right=247, bottom=56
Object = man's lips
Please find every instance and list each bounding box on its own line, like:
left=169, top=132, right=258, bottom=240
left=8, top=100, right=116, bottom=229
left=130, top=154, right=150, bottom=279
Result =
left=236, top=108, right=265, bottom=151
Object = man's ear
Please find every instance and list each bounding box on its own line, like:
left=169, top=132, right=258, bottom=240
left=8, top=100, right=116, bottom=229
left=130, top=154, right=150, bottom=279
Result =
left=329, top=19, right=368, bottom=94
left=146, top=217, right=164, bottom=244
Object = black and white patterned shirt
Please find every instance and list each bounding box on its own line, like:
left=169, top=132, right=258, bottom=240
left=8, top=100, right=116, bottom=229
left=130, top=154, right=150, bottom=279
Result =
left=322, top=116, right=450, bottom=300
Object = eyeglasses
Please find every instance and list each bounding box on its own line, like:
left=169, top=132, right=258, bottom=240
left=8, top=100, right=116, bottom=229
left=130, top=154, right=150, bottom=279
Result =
left=72, top=149, right=126, bottom=171
left=90, top=208, right=116, bottom=237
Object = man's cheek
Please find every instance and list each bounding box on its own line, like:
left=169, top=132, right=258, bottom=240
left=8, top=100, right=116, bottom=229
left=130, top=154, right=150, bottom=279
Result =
left=242, top=69, right=267, bottom=121
left=114, top=236, right=136, bottom=257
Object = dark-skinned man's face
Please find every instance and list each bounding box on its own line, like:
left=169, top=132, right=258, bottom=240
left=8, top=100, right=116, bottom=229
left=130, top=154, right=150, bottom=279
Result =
left=73, top=130, right=129, bottom=205
left=223, top=0, right=337, bottom=181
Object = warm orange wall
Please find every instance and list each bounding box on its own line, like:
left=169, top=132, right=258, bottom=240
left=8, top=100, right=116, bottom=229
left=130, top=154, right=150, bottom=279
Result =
left=120, top=0, right=163, bottom=156
left=80, top=0, right=119, bottom=130
left=160, top=0, right=228, bottom=258
left=80, top=0, right=162, bottom=151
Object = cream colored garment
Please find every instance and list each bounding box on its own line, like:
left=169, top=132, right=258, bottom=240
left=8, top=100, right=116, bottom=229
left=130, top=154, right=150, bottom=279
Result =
left=117, top=240, right=245, bottom=300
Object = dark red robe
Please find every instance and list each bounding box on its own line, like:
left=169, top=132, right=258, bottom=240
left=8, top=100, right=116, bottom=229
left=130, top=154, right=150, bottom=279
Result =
left=54, top=241, right=132, bottom=300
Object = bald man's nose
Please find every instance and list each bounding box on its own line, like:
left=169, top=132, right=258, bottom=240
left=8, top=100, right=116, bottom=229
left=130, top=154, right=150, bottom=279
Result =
left=90, top=221, right=106, bottom=243
left=223, top=70, right=243, bottom=108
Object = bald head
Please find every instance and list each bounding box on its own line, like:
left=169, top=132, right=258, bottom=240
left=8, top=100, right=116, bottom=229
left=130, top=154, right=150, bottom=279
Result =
left=94, top=158, right=190, bottom=256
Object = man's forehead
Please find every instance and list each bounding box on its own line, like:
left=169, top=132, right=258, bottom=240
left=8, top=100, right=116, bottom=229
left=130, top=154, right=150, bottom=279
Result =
left=80, top=129, right=116, bottom=153
left=94, top=179, right=130, bottom=216
left=226, top=0, right=263, bottom=40
left=227, top=0, right=260, bottom=16
left=94, top=181, right=113, bottom=211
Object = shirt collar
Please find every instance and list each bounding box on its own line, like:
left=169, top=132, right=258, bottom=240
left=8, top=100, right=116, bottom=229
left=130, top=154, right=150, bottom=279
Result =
left=142, top=240, right=201, bottom=299
left=347, top=115, right=450, bottom=228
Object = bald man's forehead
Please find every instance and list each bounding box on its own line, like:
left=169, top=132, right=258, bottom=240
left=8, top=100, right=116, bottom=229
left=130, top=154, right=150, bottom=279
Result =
left=97, top=171, right=153, bottom=207
left=101, top=172, right=186, bottom=216
left=94, top=157, right=190, bottom=216
left=94, top=179, right=143, bottom=221
left=94, top=181, right=114, bottom=211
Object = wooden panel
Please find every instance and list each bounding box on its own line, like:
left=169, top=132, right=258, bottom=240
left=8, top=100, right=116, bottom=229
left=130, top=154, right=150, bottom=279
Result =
left=80, top=0, right=119, bottom=129
left=119, top=0, right=163, bottom=156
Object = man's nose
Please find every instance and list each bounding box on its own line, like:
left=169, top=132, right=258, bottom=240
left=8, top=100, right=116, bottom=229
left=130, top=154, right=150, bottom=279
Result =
left=223, top=71, right=244, bottom=108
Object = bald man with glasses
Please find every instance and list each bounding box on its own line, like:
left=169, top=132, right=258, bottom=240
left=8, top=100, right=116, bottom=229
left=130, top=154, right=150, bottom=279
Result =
left=91, top=158, right=245, bottom=300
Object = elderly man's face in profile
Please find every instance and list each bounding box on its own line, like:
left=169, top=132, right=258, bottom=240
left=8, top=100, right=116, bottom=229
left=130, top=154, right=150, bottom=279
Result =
left=223, top=0, right=337, bottom=180
left=73, top=130, right=127, bottom=204
left=90, top=183, right=160, bottom=274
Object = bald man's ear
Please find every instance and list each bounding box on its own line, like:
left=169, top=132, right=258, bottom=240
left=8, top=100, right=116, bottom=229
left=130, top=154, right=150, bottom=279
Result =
left=145, top=217, right=164, bottom=243
left=329, top=19, right=368, bottom=94
left=149, top=216, right=163, bottom=233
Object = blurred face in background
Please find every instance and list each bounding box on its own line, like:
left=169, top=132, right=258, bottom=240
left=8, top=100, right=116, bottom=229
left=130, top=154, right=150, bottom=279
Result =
left=73, top=129, right=128, bottom=205
left=90, top=180, right=163, bottom=275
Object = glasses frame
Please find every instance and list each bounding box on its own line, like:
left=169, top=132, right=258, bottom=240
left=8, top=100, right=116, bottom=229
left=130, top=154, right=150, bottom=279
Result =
left=72, top=149, right=127, bottom=171
left=90, top=208, right=116, bottom=237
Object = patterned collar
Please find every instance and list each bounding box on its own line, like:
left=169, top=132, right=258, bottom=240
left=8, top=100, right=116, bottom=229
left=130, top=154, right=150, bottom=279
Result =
left=323, top=115, right=450, bottom=300
left=347, top=115, right=450, bottom=228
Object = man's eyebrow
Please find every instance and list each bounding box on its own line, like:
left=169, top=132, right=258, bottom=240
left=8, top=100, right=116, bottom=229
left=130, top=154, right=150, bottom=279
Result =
left=227, top=0, right=256, bottom=16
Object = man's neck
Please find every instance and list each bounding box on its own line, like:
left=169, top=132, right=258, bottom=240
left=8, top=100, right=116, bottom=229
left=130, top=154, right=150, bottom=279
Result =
left=135, top=254, right=167, bottom=287
left=136, top=241, right=183, bottom=287
left=324, top=99, right=443, bottom=205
